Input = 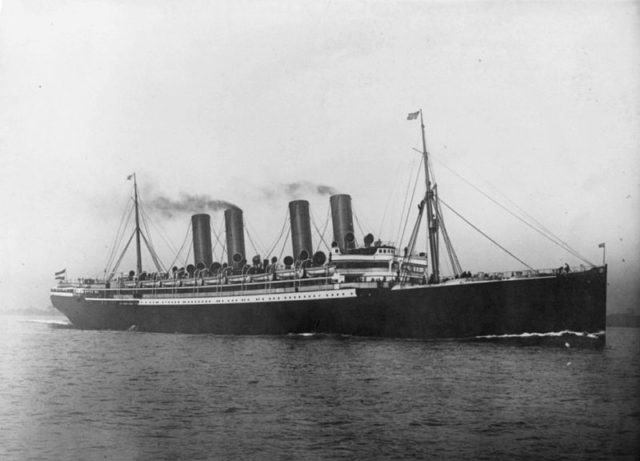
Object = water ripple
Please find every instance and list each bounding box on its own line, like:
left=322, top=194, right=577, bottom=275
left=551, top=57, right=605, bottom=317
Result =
left=0, top=316, right=638, bottom=460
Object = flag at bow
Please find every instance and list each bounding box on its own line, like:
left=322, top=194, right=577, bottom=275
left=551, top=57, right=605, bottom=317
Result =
left=55, top=268, right=66, bottom=280
left=598, top=242, right=605, bottom=248
left=407, top=111, right=420, bottom=120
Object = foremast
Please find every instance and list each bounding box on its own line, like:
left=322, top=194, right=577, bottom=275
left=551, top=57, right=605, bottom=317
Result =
left=132, top=172, right=143, bottom=275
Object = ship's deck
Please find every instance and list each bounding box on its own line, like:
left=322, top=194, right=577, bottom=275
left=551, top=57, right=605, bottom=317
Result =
left=51, top=265, right=602, bottom=301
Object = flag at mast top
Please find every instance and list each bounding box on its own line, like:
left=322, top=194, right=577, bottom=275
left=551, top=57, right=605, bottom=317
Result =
left=127, top=173, right=134, bottom=180
left=407, top=111, right=420, bottom=120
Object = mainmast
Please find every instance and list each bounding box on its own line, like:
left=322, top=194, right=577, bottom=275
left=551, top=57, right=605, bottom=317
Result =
left=418, top=110, right=440, bottom=282
left=132, top=173, right=143, bottom=275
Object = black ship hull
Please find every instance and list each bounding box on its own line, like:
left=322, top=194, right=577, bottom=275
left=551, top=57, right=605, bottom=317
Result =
left=51, top=266, right=607, bottom=341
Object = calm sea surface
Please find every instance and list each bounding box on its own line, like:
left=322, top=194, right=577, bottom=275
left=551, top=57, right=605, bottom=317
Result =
left=0, top=314, right=638, bottom=460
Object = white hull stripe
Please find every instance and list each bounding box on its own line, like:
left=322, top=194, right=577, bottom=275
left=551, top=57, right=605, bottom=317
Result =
left=68, top=289, right=359, bottom=305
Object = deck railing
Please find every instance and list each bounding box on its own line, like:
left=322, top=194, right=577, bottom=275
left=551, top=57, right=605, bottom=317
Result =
left=51, top=264, right=599, bottom=298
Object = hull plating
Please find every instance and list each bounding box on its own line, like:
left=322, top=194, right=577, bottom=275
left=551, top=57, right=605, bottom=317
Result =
left=51, top=267, right=607, bottom=340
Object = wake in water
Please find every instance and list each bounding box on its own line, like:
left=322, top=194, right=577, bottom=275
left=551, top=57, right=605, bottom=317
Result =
left=22, top=319, right=72, bottom=327
left=286, top=332, right=354, bottom=340
left=20, top=320, right=606, bottom=348
left=475, top=330, right=605, bottom=340
left=20, top=318, right=74, bottom=329
left=469, top=330, right=606, bottom=348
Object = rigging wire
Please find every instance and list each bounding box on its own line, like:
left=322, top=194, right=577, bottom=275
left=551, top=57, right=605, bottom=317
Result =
left=277, top=226, right=291, bottom=261
left=137, top=201, right=154, bottom=247
left=244, top=217, right=267, bottom=257
left=104, top=200, right=133, bottom=272
left=183, top=239, right=193, bottom=267
left=265, top=211, right=290, bottom=258
left=245, top=221, right=264, bottom=258
left=428, top=156, right=462, bottom=275
left=139, top=202, right=179, bottom=256
left=104, top=200, right=134, bottom=275
left=394, top=156, right=420, bottom=250
left=311, top=205, right=331, bottom=252
left=107, top=229, right=136, bottom=279
left=440, top=243, right=454, bottom=276
left=405, top=201, right=425, bottom=257
left=377, top=155, right=407, bottom=239
left=138, top=206, right=167, bottom=272
left=211, top=220, right=226, bottom=262
left=439, top=198, right=534, bottom=270
left=436, top=202, right=462, bottom=275
left=352, top=207, right=368, bottom=241
left=168, top=224, right=192, bottom=270
left=398, top=155, right=424, bottom=253
left=140, top=232, right=165, bottom=272
left=494, top=189, right=594, bottom=266
left=417, top=148, right=595, bottom=266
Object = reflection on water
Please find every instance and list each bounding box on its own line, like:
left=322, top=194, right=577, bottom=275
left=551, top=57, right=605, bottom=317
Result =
left=0, top=315, right=638, bottom=460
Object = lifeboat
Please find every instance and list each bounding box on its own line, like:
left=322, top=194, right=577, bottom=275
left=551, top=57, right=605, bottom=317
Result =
left=203, top=277, right=225, bottom=286
left=250, top=273, right=273, bottom=282
left=227, top=274, right=249, bottom=284
left=275, top=268, right=303, bottom=280
left=162, top=279, right=181, bottom=287
left=305, top=266, right=335, bottom=278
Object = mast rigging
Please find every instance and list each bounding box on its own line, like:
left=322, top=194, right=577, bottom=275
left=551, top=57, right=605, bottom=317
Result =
left=418, top=110, right=440, bottom=282
left=132, top=173, right=143, bottom=275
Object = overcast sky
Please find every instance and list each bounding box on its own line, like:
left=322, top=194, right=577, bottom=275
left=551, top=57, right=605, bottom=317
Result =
left=0, top=0, right=638, bottom=313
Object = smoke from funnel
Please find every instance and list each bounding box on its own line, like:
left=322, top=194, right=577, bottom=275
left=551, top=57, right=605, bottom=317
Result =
left=284, top=182, right=338, bottom=197
left=262, top=181, right=339, bottom=201
left=147, top=193, right=239, bottom=218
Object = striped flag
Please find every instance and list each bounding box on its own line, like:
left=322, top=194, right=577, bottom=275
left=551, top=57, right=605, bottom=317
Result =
left=407, top=111, right=420, bottom=120
left=598, top=242, right=605, bottom=248
left=55, top=268, right=66, bottom=280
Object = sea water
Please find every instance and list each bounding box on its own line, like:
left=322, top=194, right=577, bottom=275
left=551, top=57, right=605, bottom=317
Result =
left=0, top=314, right=638, bottom=460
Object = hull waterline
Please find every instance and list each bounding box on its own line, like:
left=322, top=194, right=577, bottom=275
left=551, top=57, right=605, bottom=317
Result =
left=51, top=266, right=607, bottom=341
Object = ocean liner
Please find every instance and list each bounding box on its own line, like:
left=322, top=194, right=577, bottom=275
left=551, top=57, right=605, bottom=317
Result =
left=50, top=112, right=607, bottom=341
